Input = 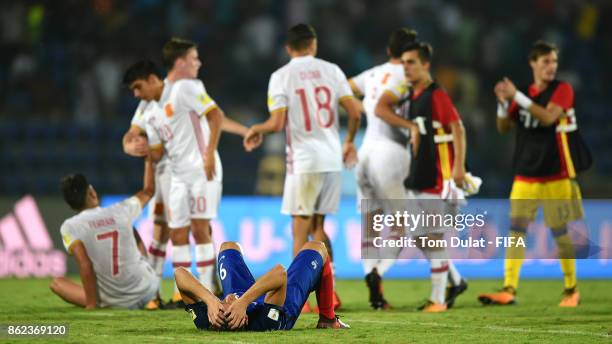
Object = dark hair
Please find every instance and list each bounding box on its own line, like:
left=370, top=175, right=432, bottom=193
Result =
left=388, top=28, right=418, bottom=58
left=529, top=40, right=558, bottom=61
left=122, top=59, right=162, bottom=86
left=162, top=37, right=197, bottom=70
left=61, top=174, right=89, bottom=211
left=287, top=24, right=317, bottom=51
left=401, top=41, right=433, bottom=63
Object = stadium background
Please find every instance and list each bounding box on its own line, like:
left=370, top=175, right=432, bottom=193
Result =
left=1, top=0, right=611, bottom=280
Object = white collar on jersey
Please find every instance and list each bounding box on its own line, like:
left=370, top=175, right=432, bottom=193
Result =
left=289, top=55, right=315, bottom=64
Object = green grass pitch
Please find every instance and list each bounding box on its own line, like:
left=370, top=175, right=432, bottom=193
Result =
left=0, top=278, right=610, bottom=343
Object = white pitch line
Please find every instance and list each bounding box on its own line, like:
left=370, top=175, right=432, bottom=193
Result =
left=88, top=333, right=254, bottom=344
left=351, top=319, right=611, bottom=339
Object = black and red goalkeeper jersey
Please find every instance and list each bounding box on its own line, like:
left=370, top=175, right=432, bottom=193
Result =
left=508, top=80, right=592, bottom=182
left=402, top=82, right=460, bottom=194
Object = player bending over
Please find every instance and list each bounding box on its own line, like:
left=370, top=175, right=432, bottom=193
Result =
left=175, top=241, right=349, bottom=331
left=50, top=159, right=159, bottom=309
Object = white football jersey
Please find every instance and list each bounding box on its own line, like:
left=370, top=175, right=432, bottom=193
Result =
left=130, top=99, right=168, bottom=169
left=60, top=197, right=156, bottom=308
left=146, top=79, right=222, bottom=181
left=351, top=62, right=409, bottom=144
left=267, top=55, right=353, bottom=173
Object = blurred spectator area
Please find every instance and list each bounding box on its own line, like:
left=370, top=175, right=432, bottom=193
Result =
left=0, top=0, right=611, bottom=197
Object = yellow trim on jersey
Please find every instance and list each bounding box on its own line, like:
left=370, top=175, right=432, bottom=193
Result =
left=436, top=128, right=452, bottom=180
left=338, top=95, right=355, bottom=103
left=64, top=238, right=80, bottom=255
left=382, top=90, right=399, bottom=102
left=348, top=79, right=363, bottom=97
left=202, top=104, right=219, bottom=117
left=558, top=117, right=576, bottom=178
left=270, top=107, right=288, bottom=116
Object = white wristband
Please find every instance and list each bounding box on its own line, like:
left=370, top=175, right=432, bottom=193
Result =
left=497, top=101, right=509, bottom=118
left=514, top=91, right=533, bottom=109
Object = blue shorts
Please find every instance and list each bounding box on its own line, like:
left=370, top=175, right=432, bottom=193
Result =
left=282, top=249, right=324, bottom=329
left=217, top=249, right=264, bottom=304
left=217, top=249, right=285, bottom=331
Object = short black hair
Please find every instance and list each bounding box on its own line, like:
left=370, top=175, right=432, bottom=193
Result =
left=61, top=174, right=89, bottom=211
left=162, top=37, right=197, bottom=70
left=388, top=28, right=418, bottom=58
left=122, top=60, right=162, bottom=86
left=287, top=24, right=317, bottom=51
left=401, top=41, right=433, bottom=63
left=529, top=40, right=558, bottom=61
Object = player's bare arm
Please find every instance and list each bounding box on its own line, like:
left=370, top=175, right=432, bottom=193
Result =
left=243, top=108, right=286, bottom=152
left=204, top=107, right=224, bottom=180
left=133, top=157, right=156, bottom=208
left=175, top=267, right=226, bottom=328
left=348, top=79, right=363, bottom=97
left=450, top=120, right=466, bottom=187
left=500, top=77, right=565, bottom=126
left=122, top=125, right=149, bottom=157
left=71, top=240, right=98, bottom=309
left=224, top=264, right=288, bottom=329
left=339, top=96, right=361, bottom=167
left=133, top=229, right=147, bottom=257
left=375, top=91, right=420, bottom=155
left=221, top=116, right=248, bottom=137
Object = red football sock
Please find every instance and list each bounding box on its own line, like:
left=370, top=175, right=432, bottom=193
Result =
left=316, top=258, right=335, bottom=320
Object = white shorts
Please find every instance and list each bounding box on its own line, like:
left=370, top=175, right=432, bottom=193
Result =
left=149, top=162, right=171, bottom=223
left=167, top=173, right=222, bottom=229
left=281, top=172, right=341, bottom=216
left=356, top=139, right=411, bottom=213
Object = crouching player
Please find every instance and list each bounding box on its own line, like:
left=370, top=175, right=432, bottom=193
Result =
left=175, top=241, right=349, bottom=331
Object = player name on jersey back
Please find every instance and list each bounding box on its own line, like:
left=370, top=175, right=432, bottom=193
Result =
left=267, top=55, right=353, bottom=173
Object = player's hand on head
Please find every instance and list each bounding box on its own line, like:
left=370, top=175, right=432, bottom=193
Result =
left=207, top=298, right=226, bottom=329
left=204, top=152, right=216, bottom=181
left=342, top=141, right=358, bottom=169
left=224, top=299, right=248, bottom=330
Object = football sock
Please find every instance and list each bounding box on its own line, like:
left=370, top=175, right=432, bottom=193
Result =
left=503, top=227, right=526, bottom=290
left=172, top=244, right=192, bottom=297
left=316, top=258, right=336, bottom=320
left=447, top=260, right=462, bottom=286
left=552, top=227, right=577, bottom=290
left=195, top=243, right=216, bottom=291
left=147, top=239, right=167, bottom=278
left=425, top=249, right=449, bottom=304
